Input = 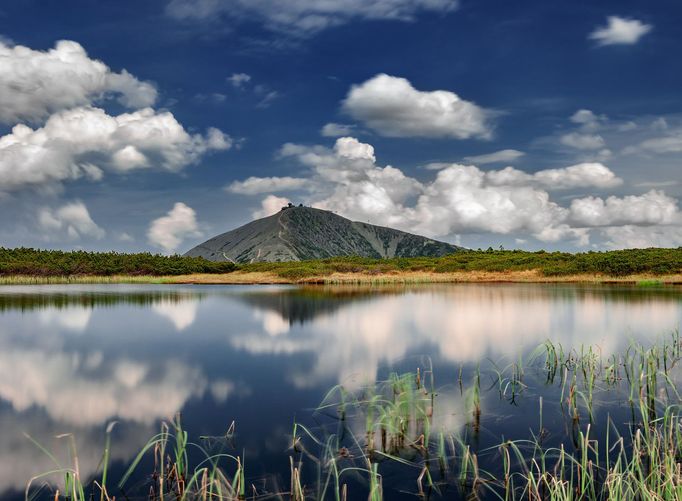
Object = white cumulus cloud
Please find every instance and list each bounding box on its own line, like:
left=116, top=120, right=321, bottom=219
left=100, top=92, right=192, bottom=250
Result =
left=602, top=225, right=682, bottom=249
left=0, top=40, right=157, bottom=124
left=37, top=201, right=105, bottom=240
left=147, top=202, right=202, bottom=254
left=589, top=16, right=652, bottom=46
left=341, top=74, right=492, bottom=139
left=570, top=190, right=679, bottom=227
left=484, top=163, right=621, bottom=190
left=250, top=137, right=647, bottom=245
left=253, top=195, right=292, bottom=219
left=531, top=163, right=622, bottom=190
left=230, top=137, right=682, bottom=247
left=0, top=106, right=231, bottom=192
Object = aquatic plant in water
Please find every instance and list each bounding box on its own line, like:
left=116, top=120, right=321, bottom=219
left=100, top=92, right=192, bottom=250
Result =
left=24, top=333, right=682, bottom=500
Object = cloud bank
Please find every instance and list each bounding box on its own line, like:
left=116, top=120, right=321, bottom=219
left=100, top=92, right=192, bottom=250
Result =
left=0, top=106, right=231, bottom=193
left=230, top=136, right=682, bottom=248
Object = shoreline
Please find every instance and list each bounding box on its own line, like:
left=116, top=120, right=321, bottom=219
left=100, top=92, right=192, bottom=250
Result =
left=2, top=269, right=682, bottom=286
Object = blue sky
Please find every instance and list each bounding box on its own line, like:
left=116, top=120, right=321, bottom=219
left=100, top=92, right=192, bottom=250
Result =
left=1, top=0, right=681, bottom=252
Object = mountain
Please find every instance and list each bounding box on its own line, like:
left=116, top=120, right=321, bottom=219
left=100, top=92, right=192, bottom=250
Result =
left=184, top=206, right=463, bottom=263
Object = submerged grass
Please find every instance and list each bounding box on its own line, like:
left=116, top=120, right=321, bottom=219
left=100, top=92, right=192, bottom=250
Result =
left=25, top=334, right=682, bottom=500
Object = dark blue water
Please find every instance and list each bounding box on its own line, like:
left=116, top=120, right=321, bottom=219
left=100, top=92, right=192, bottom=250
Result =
left=1, top=283, right=680, bottom=499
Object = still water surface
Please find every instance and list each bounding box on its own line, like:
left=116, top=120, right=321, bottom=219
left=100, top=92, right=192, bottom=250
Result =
left=1, top=283, right=681, bottom=498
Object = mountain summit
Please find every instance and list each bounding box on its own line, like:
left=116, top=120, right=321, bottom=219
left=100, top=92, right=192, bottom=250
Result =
left=184, top=206, right=462, bottom=263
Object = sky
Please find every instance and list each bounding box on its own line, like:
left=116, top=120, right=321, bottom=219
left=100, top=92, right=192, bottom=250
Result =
left=1, top=0, right=681, bottom=253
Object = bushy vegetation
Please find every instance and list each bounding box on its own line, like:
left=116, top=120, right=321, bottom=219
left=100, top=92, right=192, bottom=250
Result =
left=1, top=247, right=680, bottom=280
left=0, top=247, right=236, bottom=277
left=242, top=247, right=682, bottom=279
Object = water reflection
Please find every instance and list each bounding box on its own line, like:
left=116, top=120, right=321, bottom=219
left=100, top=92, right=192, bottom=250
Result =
left=153, top=299, right=199, bottom=330
left=0, top=283, right=680, bottom=498
left=235, top=286, right=400, bottom=324
left=235, top=284, right=682, bottom=389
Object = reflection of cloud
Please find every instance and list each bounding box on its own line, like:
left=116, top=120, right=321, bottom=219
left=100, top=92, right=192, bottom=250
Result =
left=0, top=349, right=206, bottom=426
left=0, top=287, right=232, bottom=497
left=152, top=298, right=199, bottom=330
left=0, top=409, right=155, bottom=494
left=255, top=310, right=290, bottom=336
left=38, top=306, right=92, bottom=331
left=230, top=286, right=682, bottom=389
left=210, top=380, right=236, bottom=403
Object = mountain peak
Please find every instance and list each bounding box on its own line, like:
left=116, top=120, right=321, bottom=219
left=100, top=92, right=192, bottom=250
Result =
left=185, top=207, right=462, bottom=263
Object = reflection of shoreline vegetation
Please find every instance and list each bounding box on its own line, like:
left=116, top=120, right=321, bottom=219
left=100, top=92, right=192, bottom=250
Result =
left=0, top=290, right=204, bottom=312
left=1, top=248, right=681, bottom=285
left=27, top=334, right=682, bottom=500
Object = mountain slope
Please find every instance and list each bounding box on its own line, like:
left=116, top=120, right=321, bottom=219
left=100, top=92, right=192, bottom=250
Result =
left=184, top=207, right=462, bottom=263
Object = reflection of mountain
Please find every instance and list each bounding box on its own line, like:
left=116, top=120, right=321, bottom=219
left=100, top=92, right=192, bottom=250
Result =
left=235, top=283, right=682, bottom=325
left=236, top=285, right=411, bottom=324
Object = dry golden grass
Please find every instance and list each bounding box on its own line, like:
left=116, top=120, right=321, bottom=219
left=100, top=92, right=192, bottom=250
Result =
left=0, top=275, right=167, bottom=285
left=162, top=270, right=682, bottom=285
left=168, top=271, right=292, bottom=284
left=2, top=270, right=681, bottom=285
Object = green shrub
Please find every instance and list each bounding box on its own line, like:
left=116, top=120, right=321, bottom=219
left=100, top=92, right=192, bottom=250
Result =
left=238, top=248, right=682, bottom=279
left=0, top=248, right=236, bottom=277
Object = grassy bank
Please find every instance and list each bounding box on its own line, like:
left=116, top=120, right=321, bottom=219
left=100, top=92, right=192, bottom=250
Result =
left=4, top=270, right=682, bottom=285
left=1, top=248, right=681, bottom=285
left=167, top=269, right=682, bottom=285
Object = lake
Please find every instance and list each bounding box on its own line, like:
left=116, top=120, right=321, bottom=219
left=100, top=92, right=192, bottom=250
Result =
left=2, top=283, right=681, bottom=499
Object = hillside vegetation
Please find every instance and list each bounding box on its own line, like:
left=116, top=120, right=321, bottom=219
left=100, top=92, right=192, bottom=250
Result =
left=241, top=248, right=682, bottom=280
left=0, top=247, right=680, bottom=280
left=0, top=247, right=236, bottom=276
